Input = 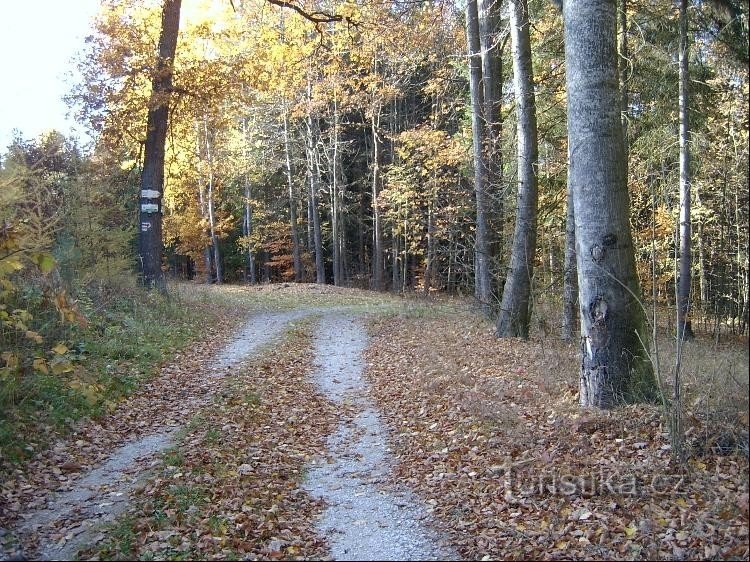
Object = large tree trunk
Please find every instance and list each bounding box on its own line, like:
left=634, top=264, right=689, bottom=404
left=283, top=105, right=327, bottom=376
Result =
left=564, top=0, right=656, bottom=408
left=138, top=0, right=181, bottom=290
left=283, top=108, right=303, bottom=282
left=465, top=0, right=492, bottom=310
left=497, top=0, right=539, bottom=339
left=677, top=0, right=694, bottom=340
left=619, top=0, right=629, bottom=159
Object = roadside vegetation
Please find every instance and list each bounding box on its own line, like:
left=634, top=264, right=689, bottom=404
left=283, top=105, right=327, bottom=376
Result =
left=0, top=280, right=239, bottom=470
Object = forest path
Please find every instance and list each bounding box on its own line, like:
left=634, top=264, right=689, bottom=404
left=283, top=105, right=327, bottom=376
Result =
left=2, top=302, right=454, bottom=561
left=303, top=315, right=453, bottom=561
left=3, top=308, right=324, bottom=561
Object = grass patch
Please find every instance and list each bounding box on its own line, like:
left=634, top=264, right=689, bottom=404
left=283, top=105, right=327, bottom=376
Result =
left=96, top=515, right=139, bottom=560
left=163, top=448, right=184, bottom=467
left=0, top=282, right=235, bottom=473
left=170, top=484, right=208, bottom=514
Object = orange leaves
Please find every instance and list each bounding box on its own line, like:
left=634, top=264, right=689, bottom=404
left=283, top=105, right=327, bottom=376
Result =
left=116, top=327, right=336, bottom=559
left=52, top=289, right=88, bottom=328
left=364, top=313, right=750, bottom=561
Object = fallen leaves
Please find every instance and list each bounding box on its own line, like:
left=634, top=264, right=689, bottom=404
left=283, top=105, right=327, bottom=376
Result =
left=0, top=300, right=247, bottom=559
left=80, top=322, right=338, bottom=560
left=2, top=286, right=747, bottom=560
left=363, top=313, right=750, bottom=560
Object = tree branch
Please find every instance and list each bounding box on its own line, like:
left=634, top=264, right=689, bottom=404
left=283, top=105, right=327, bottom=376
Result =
left=265, top=0, right=352, bottom=25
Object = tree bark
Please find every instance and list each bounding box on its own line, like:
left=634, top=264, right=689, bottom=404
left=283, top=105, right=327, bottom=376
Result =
left=283, top=107, right=303, bottom=282
left=244, top=178, right=256, bottom=284
left=564, top=0, right=656, bottom=408
left=371, top=99, right=385, bottom=290
left=195, top=147, right=212, bottom=284
left=618, top=0, right=629, bottom=159
left=677, top=0, right=694, bottom=340
left=465, top=0, right=493, bottom=310
left=562, top=167, right=578, bottom=341
left=391, top=233, right=400, bottom=292
left=305, top=77, right=326, bottom=284
left=479, top=0, right=504, bottom=253
left=331, top=86, right=343, bottom=286
left=497, top=0, right=539, bottom=339
left=138, top=0, right=181, bottom=290
left=203, top=117, right=222, bottom=284
left=241, top=119, right=257, bottom=284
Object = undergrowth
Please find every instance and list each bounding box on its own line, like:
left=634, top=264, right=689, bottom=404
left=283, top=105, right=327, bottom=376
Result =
left=0, top=279, right=226, bottom=470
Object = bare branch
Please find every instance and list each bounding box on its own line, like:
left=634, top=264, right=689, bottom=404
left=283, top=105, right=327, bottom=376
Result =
left=265, top=0, right=352, bottom=25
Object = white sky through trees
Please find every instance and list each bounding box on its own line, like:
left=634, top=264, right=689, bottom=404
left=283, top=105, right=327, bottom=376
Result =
left=0, top=0, right=100, bottom=152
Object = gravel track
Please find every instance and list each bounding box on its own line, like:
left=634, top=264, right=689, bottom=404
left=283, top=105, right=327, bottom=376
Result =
left=304, top=315, right=454, bottom=561
left=4, top=309, right=314, bottom=561
left=3, top=308, right=455, bottom=561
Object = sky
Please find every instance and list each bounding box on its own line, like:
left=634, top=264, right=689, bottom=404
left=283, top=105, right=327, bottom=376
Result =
left=0, top=0, right=102, bottom=152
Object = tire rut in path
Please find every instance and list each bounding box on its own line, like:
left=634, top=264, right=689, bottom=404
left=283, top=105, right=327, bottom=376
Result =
left=304, top=315, right=454, bottom=561
left=6, top=309, right=313, bottom=561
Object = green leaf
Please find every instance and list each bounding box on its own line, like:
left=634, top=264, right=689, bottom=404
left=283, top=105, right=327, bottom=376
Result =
left=31, top=252, right=56, bottom=274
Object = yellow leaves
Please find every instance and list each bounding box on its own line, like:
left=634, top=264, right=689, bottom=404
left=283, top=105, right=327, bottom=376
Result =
left=53, top=290, right=88, bottom=328
left=32, top=357, right=49, bottom=374
left=30, top=252, right=56, bottom=274
left=338, top=1, right=362, bottom=25
left=623, top=522, right=638, bottom=537
left=24, top=330, right=43, bottom=345
left=49, top=355, right=75, bottom=376
left=0, top=255, right=24, bottom=277
left=2, top=351, right=20, bottom=370
left=67, top=379, right=104, bottom=406
left=52, top=343, right=69, bottom=355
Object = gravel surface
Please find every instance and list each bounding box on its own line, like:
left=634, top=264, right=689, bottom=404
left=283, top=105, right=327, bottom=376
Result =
left=3, top=308, right=456, bottom=561
left=304, top=315, right=455, bottom=561
left=5, top=309, right=317, bottom=561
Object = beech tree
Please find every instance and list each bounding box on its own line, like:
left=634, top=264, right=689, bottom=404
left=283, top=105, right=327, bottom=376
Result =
left=67, top=0, right=746, bottom=339
left=497, top=0, right=539, bottom=339
left=563, top=0, right=656, bottom=407
left=465, top=0, right=493, bottom=309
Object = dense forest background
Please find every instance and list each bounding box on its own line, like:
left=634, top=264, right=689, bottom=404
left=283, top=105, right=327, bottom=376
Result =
left=1, top=5, right=749, bottom=559
left=1, top=0, right=748, bottom=415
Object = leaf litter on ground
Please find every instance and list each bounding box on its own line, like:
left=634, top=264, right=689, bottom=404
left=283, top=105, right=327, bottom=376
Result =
left=3, top=284, right=746, bottom=560
left=363, top=313, right=749, bottom=561
left=79, top=320, right=338, bottom=560
left=0, top=294, right=249, bottom=558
